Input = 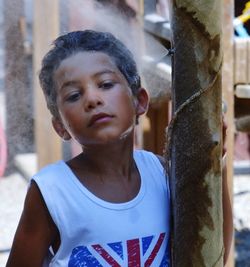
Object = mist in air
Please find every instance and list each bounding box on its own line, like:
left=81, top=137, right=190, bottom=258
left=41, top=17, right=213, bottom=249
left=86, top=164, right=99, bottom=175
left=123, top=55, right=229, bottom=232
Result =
left=1, top=0, right=171, bottom=172
left=61, top=0, right=171, bottom=98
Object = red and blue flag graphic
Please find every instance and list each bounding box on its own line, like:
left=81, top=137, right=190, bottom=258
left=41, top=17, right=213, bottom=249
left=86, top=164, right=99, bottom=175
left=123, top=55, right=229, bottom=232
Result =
left=68, top=233, right=169, bottom=266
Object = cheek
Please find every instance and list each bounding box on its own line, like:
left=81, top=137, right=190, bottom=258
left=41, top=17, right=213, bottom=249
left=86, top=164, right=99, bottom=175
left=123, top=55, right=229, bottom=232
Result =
left=117, top=96, right=136, bottom=123
left=59, top=110, right=79, bottom=134
left=113, top=89, right=135, bottom=109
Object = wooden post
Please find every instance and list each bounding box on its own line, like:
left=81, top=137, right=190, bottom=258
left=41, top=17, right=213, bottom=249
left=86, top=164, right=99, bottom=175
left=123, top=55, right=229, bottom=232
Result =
left=33, top=0, right=61, bottom=169
left=167, top=0, right=224, bottom=266
left=222, top=0, right=235, bottom=266
left=234, top=38, right=248, bottom=84
left=3, top=0, right=33, bottom=172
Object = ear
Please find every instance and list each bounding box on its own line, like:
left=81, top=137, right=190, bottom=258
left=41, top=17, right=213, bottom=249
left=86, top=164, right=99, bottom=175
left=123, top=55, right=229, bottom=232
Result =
left=52, top=117, right=71, bottom=141
left=134, top=88, right=149, bottom=116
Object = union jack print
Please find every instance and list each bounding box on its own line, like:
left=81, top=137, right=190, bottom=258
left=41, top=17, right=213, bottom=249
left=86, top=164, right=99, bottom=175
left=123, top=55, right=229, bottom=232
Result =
left=68, top=232, right=169, bottom=267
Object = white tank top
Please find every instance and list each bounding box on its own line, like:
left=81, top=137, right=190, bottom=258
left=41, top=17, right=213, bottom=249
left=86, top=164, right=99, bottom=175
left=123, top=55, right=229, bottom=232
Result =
left=32, top=149, right=171, bottom=266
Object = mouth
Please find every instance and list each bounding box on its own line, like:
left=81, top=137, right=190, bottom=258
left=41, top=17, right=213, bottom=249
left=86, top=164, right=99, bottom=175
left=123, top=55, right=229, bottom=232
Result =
left=88, top=113, right=113, bottom=127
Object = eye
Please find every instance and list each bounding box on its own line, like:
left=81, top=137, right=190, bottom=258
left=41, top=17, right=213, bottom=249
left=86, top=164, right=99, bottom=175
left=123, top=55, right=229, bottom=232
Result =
left=65, top=92, right=81, bottom=102
left=100, top=81, right=115, bottom=90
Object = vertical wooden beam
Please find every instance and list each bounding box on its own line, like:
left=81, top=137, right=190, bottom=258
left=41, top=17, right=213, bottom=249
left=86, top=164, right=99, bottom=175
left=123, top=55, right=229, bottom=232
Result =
left=234, top=38, right=248, bottom=84
left=33, top=0, right=61, bottom=169
left=168, top=0, right=224, bottom=266
left=3, top=0, right=33, bottom=172
left=222, top=0, right=235, bottom=266
left=138, top=0, right=144, bottom=16
left=247, top=40, right=250, bottom=84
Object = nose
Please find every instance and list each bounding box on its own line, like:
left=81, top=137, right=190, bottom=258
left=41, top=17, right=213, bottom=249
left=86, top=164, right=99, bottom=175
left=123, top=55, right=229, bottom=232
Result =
left=84, top=88, right=104, bottom=111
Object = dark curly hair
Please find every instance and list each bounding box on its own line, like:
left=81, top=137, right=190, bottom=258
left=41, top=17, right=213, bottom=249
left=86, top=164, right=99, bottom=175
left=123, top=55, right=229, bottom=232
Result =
left=39, top=30, right=141, bottom=117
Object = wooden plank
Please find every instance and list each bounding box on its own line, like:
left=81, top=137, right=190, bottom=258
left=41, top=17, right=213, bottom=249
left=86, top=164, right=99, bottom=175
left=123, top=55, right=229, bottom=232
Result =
left=235, top=84, right=250, bottom=98
left=234, top=37, right=248, bottom=84
left=247, top=39, right=250, bottom=84
left=156, top=101, right=169, bottom=155
left=142, top=108, right=156, bottom=152
left=33, top=0, right=61, bottom=169
left=142, top=101, right=170, bottom=156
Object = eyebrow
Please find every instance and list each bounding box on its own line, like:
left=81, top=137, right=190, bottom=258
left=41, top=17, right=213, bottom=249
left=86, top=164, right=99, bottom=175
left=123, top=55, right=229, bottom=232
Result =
left=92, top=69, right=116, bottom=78
left=60, top=80, right=80, bottom=91
left=59, top=69, right=118, bottom=91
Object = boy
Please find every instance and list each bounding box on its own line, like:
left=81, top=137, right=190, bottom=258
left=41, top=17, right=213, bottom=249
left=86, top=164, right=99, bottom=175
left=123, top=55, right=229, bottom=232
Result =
left=6, top=30, right=232, bottom=267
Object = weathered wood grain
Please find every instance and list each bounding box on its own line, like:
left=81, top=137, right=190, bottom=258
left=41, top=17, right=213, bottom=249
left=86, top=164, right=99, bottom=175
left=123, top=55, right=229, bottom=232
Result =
left=167, top=1, right=224, bottom=266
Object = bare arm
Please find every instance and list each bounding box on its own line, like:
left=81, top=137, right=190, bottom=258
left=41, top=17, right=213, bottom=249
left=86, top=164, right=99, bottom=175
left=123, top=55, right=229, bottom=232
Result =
left=6, top=181, right=59, bottom=267
left=221, top=119, right=233, bottom=265
left=222, top=159, right=233, bottom=266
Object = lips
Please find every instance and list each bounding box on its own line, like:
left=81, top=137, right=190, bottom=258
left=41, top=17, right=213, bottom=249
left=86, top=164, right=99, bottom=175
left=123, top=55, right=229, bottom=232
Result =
left=88, top=113, right=113, bottom=127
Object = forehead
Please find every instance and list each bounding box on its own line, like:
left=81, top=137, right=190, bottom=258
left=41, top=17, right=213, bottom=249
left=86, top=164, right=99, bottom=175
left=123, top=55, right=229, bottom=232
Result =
left=54, top=51, right=121, bottom=81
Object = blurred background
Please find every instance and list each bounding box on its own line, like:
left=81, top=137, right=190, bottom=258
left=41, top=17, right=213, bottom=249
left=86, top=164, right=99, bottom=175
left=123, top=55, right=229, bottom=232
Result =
left=0, top=0, right=249, bottom=266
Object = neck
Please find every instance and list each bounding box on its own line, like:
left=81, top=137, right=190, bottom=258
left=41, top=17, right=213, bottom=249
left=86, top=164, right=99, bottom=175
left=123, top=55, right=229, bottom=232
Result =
left=72, top=133, right=136, bottom=180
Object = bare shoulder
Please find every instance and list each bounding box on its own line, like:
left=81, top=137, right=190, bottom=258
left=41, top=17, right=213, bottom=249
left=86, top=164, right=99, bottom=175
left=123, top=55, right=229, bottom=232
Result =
left=6, top=181, right=59, bottom=267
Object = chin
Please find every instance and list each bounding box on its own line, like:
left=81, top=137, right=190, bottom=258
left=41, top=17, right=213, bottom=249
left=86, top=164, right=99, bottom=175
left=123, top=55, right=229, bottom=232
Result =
left=79, top=127, right=135, bottom=146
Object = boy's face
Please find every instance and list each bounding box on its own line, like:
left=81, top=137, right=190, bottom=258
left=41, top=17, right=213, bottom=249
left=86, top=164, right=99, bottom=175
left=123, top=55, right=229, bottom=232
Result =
left=52, top=51, right=147, bottom=146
